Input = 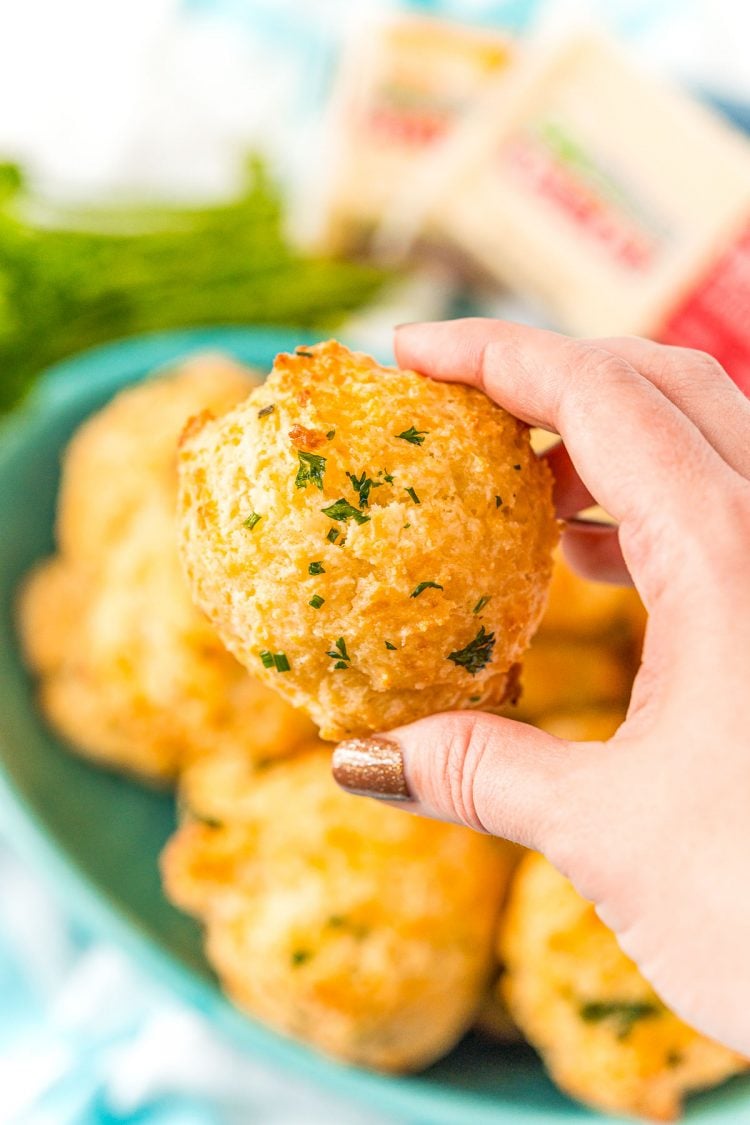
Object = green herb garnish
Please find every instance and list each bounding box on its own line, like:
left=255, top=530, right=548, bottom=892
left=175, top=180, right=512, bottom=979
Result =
left=396, top=426, right=428, bottom=445
left=579, top=1000, right=660, bottom=1040
left=403, top=523, right=411, bottom=530
left=333, top=660, right=348, bottom=670
left=273, top=652, right=291, bottom=672
left=326, top=639, right=353, bottom=661
left=473, top=596, right=491, bottom=614
left=321, top=498, right=371, bottom=525
left=295, top=450, right=327, bottom=491
left=309, top=595, right=325, bottom=609
left=291, top=949, right=312, bottom=966
left=326, top=429, right=335, bottom=440
left=384, top=641, right=396, bottom=650
left=308, top=561, right=325, bottom=575
left=259, top=650, right=274, bottom=669
left=326, top=528, right=340, bottom=544
left=295, top=349, right=314, bottom=358
left=410, top=581, right=443, bottom=598
left=346, top=470, right=382, bottom=509
left=448, top=626, right=495, bottom=675
left=0, top=160, right=389, bottom=417
left=381, top=470, right=394, bottom=484
left=404, top=486, right=420, bottom=504
left=243, top=512, right=262, bottom=531
left=257, top=403, right=275, bottom=419
left=495, top=495, right=503, bottom=507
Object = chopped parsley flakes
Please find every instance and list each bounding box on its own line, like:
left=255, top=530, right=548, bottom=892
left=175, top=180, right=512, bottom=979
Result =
left=309, top=595, right=325, bottom=609
left=295, top=450, right=327, bottom=491
left=404, top=486, right=420, bottom=504
left=326, top=528, right=340, bottom=544
left=260, top=650, right=291, bottom=673
left=326, top=637, right=351, bottom=669
left=473, top=596, right=491, bottom=614
left=326, top=429, right=336, bottom=440
left=346, top=470, right=382, bottom=509
left=295, top=349, right=314, bottom=358
left=291, top=949, right=312, bottom=965
left=384, top=641, right=396, bottom=650
left=257, top=404, right=275, bottom=419
left=321, top=498, right=371, bottom=525
left=495, top=495, right=503, bottom=508
left=447, top=626, right=495, bottom=675
left=308, top=561, right=325, bottom=575
left=395, top=426, right=428, bottom=445
left=579, top=1000, right=659, bottom=1040
left=410, top=581, right=443, bottom=598
left=242, top=512, right=262, bottom=531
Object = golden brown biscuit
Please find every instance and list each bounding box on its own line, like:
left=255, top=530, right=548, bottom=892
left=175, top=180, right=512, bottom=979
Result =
left=57, top=354, right=255, bottom=565
left=178, top=340, right=558, bottom=739
left=501, top=853, right=746, bottom=1121
left=537, top=707, right=625, bottom=743
left=17, top=357, right=314, bottom=785
left=506, top=638, right=632, bottom=723
left=540, top=546, right=646, bottom=642
left=163, top=742, right=514, bottom=1072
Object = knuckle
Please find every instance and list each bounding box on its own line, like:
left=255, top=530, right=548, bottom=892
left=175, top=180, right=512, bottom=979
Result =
left=657, top=348, right=732, bottom=411
left=557, top=342, right=637, bottom=420
left=679, top=348, right=727, bottom=383
left=436, top=713, right=492, bottom=832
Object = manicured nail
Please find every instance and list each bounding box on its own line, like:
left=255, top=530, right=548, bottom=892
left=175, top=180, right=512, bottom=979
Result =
left=332, top=737, right=411, bottom=800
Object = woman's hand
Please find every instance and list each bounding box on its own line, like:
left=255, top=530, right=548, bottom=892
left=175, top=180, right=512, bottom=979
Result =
left=332, top=319, right=750, bottom=1054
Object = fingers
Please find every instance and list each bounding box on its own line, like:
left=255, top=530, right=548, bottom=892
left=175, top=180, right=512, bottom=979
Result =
left=562, top=521, right=631, bottom=585
left=543, top=443, right=632, bottom=583
left=333, top=710, right=616, bottom=859
left=590, top=337, right=750, bottom=480
left=396, top=319, right=738, bottom=607
left=542, top=441, right=595, bottom=517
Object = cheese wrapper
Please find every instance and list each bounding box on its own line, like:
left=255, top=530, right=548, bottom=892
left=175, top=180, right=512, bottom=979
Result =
left=433, top=35, right=750, bottom=391
left=316, top=14, right=515, bottom=255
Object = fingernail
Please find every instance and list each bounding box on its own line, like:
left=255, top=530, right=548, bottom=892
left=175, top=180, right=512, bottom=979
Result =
left=332, top=737, right=411, bottom=800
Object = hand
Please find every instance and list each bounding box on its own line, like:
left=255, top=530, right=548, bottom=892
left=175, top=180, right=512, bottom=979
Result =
left=332, top=319, right=750, bottom=1055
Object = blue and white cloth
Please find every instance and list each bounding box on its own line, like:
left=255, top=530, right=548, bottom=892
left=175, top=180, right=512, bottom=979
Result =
left=0, top=841, right=389, bottom=1125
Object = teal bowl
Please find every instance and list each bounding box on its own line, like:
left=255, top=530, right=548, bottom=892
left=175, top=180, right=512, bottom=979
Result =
left=0, top=327, right=747, bottom=1124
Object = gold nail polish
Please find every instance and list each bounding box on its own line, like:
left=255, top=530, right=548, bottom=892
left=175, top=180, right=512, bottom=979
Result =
left=332, top=737, right=410, bottom=800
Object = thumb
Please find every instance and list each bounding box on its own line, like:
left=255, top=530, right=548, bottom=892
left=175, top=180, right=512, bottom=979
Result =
left=332, top=710, right=610, bottom=856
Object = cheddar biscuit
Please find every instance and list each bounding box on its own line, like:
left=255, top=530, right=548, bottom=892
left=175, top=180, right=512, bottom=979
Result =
left=501, top=853, right=746, bottom=1121
left=163, top=742, right=513, bottom=1072
left=178, top=340, right=558, bottom=739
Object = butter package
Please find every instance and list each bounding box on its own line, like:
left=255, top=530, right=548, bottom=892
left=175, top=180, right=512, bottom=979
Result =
left=433, top=35, right=750, bottom=392
left=316, top=13, right=515, bottom=255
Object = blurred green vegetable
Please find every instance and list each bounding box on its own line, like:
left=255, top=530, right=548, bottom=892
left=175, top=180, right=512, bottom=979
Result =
left=0, top=161, right=388, bottom=413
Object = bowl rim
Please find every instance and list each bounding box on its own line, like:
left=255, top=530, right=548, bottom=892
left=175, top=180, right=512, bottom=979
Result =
left=1, top=326, right=748, bottom=1125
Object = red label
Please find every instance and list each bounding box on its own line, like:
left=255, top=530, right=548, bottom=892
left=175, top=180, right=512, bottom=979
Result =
left=658, top=220, right=750, bottom=396
left=502, top=126, right=666, bottom=272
